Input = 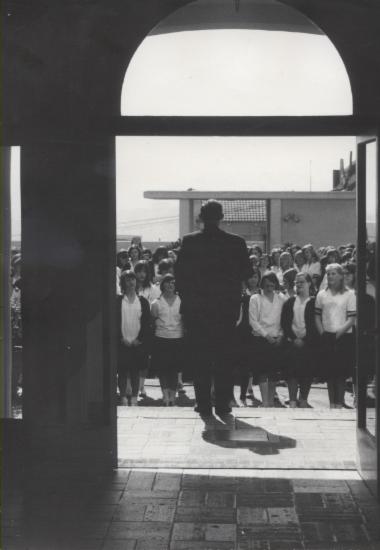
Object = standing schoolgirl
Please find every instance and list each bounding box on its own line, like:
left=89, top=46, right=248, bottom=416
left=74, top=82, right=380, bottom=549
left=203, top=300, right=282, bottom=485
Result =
left=281, top=272, right=318, bottom=408
left=315, top=263, right=356, bottom=408
left=117, top=270, right=151, bottom=406
left=249, top=272, right=286, bottom=406
left=151, top=274, right=184, bottom=406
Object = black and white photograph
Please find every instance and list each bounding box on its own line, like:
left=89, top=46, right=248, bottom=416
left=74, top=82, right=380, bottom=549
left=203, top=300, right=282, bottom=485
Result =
left=3, top=0, right=380, bottom=548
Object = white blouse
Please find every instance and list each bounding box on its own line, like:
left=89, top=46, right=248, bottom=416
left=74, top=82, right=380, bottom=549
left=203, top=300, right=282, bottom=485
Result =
left=151, top=295, right=184, bottom=339
left=139, top=284, right=161, bottom=304
left=121, top=295, right=142, bottom=344
left=315, top=288, right=356, bottom=333
left=249, top=292, right=286, bottom=338
left=292, top=296, right=310, bottom=339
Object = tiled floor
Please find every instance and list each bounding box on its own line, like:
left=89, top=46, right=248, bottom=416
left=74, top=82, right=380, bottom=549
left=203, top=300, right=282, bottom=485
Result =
left=3, top=468, right=380, bottom=549
left=4, top=382, right=379, bottom=550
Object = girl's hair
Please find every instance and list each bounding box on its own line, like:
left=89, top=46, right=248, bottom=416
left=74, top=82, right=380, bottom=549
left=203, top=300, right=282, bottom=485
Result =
left=128, top=244, right=142, bottom=259
left=270, top=247, right=282, bottom=265
left=260, top=271, right=280, bottom=291
left=302, top=244, right=319, bottom=262
left=249, top=254, right=259, bottom=265
left=251, top=245, right=263, bottom=257
left=260, top=253, right=271, bottom=268
left=134, top=260, right=152, bottom=288
left=160, top=273, right=175, bottom=292
left=325, top=247, right=340, bottom=263
left=294, top=249, right=305, bottom=266
left=152, top=246, right=169, bottom=264
left=325, top=263, right=346, bottom=292
left=131, top=235, right=142, bottom=248
left=142, top=248, right=152, bottom=258
left=119, top=270, right=136, bottom=294
left=158, top=258, right=174, bottom=275
left=282, top=267, right=298, bottom=287
left=116, top=249, right=131, bottom=269
left=342, top=261, right=356, bottom=287
left=341, top=251, right=353, bottom=263
left=280, top=251, right=293, bottom=270
left=246, top=266, right=261, bottom=286
left=295, top=271, right=315, bottom=296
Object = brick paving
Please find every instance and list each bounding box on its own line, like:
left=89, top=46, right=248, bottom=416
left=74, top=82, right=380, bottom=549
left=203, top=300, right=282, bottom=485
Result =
left=3, top=468, right=380, bottom=549
left=4, top=384, right=379, bottom=550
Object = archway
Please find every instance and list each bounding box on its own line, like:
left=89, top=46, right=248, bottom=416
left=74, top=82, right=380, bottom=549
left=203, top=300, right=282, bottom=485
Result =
left=113, top=0, right=378, bottom=479
left=3, top=3, right=380, bottom=549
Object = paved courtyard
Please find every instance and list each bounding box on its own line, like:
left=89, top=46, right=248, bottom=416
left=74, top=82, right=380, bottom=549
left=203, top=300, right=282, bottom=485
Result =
left=4, top=468, right=380, bottom=549
left=118, top=381, right=358, bottom=469
left=4, top=382, right=379, bottom=550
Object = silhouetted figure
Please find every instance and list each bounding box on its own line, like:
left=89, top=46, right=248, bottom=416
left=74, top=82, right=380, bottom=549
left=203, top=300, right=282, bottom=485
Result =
left=175, top=200, right=250, bottom=416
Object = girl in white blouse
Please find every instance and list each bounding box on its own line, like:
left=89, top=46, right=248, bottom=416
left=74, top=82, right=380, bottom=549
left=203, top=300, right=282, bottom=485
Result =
left=151, top=274, right=184, bottom=406
left=281, top=272, right=318, bottom=408
left=134, top=260, right=161, bottom=398
left=315, top=263, right=356, bottom=408
left=249, top=272, right=286, bottom=406
left=135, top=260, right=161, bottom=304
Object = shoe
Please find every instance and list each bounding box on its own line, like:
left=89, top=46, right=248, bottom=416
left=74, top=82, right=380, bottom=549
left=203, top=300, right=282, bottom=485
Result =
left=289, top=400, right=297, bottom=408
left=120, top=396, right=128, bottom=406
left=215, top=407, right=232, bottom=416
left=177, top=382, right=186, bottom=393
left=299, top=399, right=309, bottom=408
left=139, top=391, right=147, bottom=398
left=130, top=397, right=138, bottom=406
left=194, top=405, right=212, bottom=415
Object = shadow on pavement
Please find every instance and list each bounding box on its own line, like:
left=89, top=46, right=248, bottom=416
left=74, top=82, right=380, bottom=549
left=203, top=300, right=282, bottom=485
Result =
left=201, top=413, right=296, bottom=456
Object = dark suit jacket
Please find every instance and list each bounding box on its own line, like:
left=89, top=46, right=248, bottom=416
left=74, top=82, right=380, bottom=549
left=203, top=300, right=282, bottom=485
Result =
left=175, top=225, right=250, bottom=323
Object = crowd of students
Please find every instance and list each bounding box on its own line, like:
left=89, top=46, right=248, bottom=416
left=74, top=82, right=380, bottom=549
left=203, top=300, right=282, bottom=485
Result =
left=116, top=237, right=373, bottom=409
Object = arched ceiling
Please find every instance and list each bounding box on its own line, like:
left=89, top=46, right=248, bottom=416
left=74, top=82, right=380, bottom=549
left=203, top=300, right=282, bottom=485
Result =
left=149, top=0, right=323, bottom=36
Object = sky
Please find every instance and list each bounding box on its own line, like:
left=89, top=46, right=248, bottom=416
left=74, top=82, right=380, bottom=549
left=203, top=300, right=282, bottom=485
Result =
left=11, top=27, right=364, bottom=241
left=116, top=27, right=354, bottom=239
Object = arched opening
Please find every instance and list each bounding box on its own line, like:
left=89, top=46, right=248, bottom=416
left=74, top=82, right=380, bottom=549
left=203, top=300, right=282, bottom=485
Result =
left=112, top=0, right=378, bottom=485
left=3, top=3, right=380, bottom=549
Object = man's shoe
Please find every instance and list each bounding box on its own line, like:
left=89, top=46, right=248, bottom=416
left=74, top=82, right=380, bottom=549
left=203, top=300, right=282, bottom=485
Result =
left=215, top=407, right=232, bottom=416
left=194, top=405, right=212, bottom=415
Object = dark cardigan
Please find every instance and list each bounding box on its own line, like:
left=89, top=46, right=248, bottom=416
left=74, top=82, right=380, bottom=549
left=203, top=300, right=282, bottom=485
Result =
left=117, top=294, right=152, bottom=352
left=281, top=296, right=318, bottom=346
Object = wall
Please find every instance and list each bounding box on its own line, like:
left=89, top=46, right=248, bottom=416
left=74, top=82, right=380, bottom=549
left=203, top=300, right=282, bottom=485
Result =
left=221, top=221, right=267, bottom=245
left=281, top=198, right=356, bottom=248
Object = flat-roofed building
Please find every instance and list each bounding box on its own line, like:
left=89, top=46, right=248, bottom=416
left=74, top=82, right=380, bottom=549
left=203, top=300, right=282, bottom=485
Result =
left=144, top=190, right=356, bottom=250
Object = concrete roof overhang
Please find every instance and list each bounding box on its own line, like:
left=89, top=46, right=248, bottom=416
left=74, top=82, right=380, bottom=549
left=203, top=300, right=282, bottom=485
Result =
left=149, top=0, right=323, bottom=36
left=144, top=190, right=356, bottom=200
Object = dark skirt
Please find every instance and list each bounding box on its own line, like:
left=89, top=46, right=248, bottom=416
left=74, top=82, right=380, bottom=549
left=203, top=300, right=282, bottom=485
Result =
left=317, top=332, right=355, bottom=379
left=282, top=340, right=316, bottom=380
left=151, top=337, right=184, bottom=377
left=251, top=336, right=284, bottom=379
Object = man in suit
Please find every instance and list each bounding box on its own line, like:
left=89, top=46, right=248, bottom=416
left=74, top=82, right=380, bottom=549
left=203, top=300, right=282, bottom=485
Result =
left=175, top=200, right=251, bottom=416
